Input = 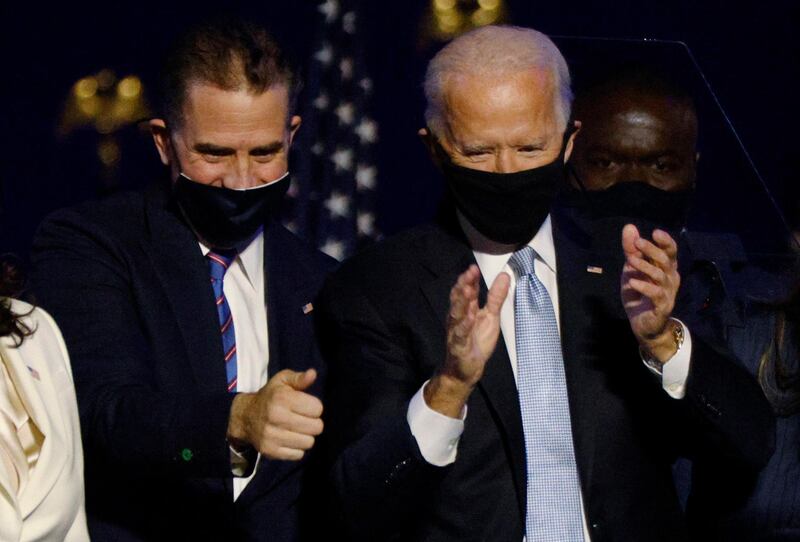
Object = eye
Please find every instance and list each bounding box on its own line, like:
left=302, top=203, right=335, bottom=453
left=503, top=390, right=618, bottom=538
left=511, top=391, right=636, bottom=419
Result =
left=253, top=154, right=276, bottom=163
left=202, top=153, right=225, bottom=163
left=652, top=159, right=675, bottom=172
left=517, top=146, right=541, bottom=154
left=250, top=145, right=284, bottom=162
left=591, top=158, right=615, bottom=170
left=463, top=149, right=490, bottom=158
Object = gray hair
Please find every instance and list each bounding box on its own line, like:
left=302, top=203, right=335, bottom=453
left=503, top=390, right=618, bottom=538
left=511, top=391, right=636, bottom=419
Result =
left=423, top=25, right=572, bottom=136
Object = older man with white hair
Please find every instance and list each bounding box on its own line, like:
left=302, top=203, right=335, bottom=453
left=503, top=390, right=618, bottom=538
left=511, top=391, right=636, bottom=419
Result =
left=318, top=25, right=773, bottom=542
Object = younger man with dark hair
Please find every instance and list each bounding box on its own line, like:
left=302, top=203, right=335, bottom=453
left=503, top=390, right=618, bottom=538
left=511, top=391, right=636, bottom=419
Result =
left=32, top=18, right=333, bottom=541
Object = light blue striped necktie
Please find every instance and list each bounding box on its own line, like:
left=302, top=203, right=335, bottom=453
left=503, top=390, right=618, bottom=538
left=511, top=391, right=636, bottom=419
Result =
left=207, top=250, right=238, bottom=393
left=508, top=246, right=584, bottom=542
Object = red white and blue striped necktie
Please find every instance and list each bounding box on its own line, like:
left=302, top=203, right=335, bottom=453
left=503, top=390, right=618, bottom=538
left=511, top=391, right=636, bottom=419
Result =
left=207, top=250, right=238, bottom=393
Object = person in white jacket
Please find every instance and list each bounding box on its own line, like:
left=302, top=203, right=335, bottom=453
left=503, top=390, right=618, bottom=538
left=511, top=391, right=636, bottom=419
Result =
left=0, top=262, right=88, bottom=542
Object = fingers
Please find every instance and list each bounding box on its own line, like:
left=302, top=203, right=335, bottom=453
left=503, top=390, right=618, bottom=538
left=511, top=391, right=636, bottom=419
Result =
left=270, top=447, right=306, bottom=461
left=626, top=254, right=667, bottom=285
left=265, top=426, right=317, bottom=451
left=262, top=424, right=318, bottom=461
left=451, top=299, right=477, bottom=346
left=632, top=237, right=671, bottom=269
left=287, top=390, right=324, bottom=418
left=448, top=266, right=481, bottom=347
left=626, top=277, right=664, bottom=302
left=449, top=265, right=480, bottom=322
left=652, top=229, right=678, bottom=260
left=252, top=389, right=325, bottom=461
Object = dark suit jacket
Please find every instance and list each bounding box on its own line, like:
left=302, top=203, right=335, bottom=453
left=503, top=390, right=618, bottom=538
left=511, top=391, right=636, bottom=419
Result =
left=30, top=184, right=335, bottom=541
left=317, top=212, right=774, bottom=542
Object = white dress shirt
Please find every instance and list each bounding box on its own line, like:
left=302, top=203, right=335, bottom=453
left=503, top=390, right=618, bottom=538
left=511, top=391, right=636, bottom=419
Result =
left=407, top=214, right=692, bottom=540
left=200, top=232, right=269, bottom=501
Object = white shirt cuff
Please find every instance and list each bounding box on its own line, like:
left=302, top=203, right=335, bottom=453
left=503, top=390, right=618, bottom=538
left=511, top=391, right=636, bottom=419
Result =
left=406, top=381, right=466, bottom=466
left=641, top=319, right=693, bottom=400
left=229, top=445, right=251, bottom=477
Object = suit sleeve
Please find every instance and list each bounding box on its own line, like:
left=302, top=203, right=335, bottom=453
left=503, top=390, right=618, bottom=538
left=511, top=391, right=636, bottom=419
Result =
left=30, top=211, right=236, bottom=478
left=316, top=272, right=449, bottom=540
left=674, top=333, right=775, bottom=471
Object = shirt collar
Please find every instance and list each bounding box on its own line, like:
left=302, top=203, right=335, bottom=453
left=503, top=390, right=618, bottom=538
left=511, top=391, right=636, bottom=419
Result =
left=458, top=212, right=556, bottom=284
left=198, top=230, right=264, bottom=289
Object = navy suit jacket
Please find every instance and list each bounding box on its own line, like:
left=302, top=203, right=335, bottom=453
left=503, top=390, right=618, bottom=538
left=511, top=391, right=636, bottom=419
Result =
left=317, top=211, right=774, bottom=542
left=31, top=184, right=335, bottom=541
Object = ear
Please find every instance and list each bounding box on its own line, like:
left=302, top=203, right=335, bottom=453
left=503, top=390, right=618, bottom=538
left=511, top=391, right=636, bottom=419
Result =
left=418, top=127, right=443, bottom=168
left=149, top=119, right=172, bottom=166
left=687, top=151, right=700, bottom=189
left=288, top=115, right=302, bottom=146
left=564, top=120, right=581, bottom=163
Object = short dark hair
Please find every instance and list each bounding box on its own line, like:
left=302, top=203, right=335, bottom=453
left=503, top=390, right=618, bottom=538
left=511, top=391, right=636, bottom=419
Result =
left=160, top=17, right=298, bottom=127
left=576, top=61, right=696, bottom=115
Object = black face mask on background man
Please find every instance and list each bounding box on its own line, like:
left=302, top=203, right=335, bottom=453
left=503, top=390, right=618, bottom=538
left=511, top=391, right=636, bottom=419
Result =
left=557, top=178, right=694, bottom=256
left=562, top=179, right=693, bottom=228
left=173, top=172, right=290, bottom=250
left=437, top=129, right=573, bottom=245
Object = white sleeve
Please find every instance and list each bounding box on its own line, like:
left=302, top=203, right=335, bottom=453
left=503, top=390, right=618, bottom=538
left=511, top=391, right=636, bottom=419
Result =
left=406, top=381, right=466, bottom=466
left=641, top=320, right=693, bottom=400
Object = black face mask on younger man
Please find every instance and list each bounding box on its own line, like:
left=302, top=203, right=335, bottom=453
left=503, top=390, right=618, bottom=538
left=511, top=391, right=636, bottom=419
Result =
left=438, top=129, right=573, bottom=245
left=173, top=172, right=290, bottom=250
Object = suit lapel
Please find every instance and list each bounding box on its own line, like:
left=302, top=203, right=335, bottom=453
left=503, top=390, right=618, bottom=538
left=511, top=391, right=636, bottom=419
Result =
left=417, top=225, right=528, bottom=520
left=552, top=217, right=610, bottom=508
left=238, top=225, right=320, bottom=505
left=142, top=189, right=227, bottom=392
left=262, top=225, right=319, bottom=378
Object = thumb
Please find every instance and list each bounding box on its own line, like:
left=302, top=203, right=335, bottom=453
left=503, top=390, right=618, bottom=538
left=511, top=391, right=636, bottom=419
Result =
left=485, top=272, right=510, bottom=315
left=279, top=368, right=317, bottom=391
left=621, top=223, right=640, bottom=257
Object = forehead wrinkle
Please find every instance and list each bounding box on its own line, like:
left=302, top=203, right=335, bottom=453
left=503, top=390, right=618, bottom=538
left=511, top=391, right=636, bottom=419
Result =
left=442, top=69, right=559, bottom=146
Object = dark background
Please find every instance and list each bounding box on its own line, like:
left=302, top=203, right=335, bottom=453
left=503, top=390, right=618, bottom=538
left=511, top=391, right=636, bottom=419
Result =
left=1, top=0, right=796, bottom=259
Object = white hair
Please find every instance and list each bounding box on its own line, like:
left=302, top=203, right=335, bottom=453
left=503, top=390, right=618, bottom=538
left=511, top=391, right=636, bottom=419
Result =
left=423, top=25, right=572, bottom=136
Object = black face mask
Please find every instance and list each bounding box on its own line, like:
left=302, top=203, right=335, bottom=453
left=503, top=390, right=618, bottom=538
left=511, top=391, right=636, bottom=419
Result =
left=438, top=130, right=572, bottom=245
left=557, top=178, right=693, bottom=258
left=173, top=172, right=290, bottom=250
left=560, top=179, right=693, bottom=230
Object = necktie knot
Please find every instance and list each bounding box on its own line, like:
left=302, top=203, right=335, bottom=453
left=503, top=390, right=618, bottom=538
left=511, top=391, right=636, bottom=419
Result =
left=207, top=250, right=236, bottom=282
left=508, top=245, right=538, bottom=279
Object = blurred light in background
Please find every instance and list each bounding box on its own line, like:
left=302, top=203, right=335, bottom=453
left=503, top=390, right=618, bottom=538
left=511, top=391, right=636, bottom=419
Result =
left=422, top=0, right=507, bottom=45
left=59, top=70, right=151, bottom=178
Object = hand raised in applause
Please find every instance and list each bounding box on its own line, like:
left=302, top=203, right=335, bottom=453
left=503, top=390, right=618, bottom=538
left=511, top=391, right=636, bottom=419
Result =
left=620, top=224, right=681, bottom=364
left=425, top=264, right=510, bottom=418
left=227, top=368, right=324, bottom=461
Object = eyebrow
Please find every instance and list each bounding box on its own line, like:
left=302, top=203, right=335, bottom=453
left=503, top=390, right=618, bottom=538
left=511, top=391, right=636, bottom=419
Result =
left=460, top=143, right=494, bottom=154
left=193, top=143, right=231, bottom=155
left=192, top=141, right=284, bottom=156
left=249, top=142, right=285, bottom=156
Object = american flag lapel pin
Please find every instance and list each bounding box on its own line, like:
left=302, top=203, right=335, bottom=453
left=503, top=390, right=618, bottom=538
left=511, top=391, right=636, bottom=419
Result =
left=302, top=303, right=314, bottom=315
left=586, top=265, right=604, bottom=274
left=27, top=365, right=41, bottom=381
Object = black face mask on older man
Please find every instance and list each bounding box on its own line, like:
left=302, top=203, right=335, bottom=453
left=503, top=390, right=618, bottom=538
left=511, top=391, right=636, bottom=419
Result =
left=437, top=128, right=573, bottom=245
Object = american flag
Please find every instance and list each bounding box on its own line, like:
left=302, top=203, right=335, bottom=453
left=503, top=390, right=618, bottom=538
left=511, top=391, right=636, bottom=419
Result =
left=285, top=0, right=380, bottom=261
